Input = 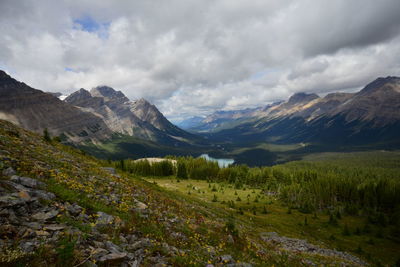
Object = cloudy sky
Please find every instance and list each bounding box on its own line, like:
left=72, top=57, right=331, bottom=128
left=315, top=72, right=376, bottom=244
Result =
left=1, top=0, right=400, bottom=121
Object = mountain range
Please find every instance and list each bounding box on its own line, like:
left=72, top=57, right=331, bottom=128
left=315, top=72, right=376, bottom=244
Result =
left=64, top=86, right=200, bottom=147
left=0, top=70, right=112, bottom=143
left=1, top=69, right=400, bottom=161
left=0, top=70, right=200, bottom=149
left=180, top=76, right=400, bottom=148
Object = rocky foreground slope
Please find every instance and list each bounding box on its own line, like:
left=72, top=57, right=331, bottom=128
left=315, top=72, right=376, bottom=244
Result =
left=0, top=120, right=365, bottom=266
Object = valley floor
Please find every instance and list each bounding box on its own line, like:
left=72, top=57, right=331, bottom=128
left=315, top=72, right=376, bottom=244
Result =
left=146, top=177, right=400, bottom=266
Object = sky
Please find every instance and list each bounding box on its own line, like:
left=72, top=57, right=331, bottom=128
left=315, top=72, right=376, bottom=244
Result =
left=1, top=0, right=400, bottom=122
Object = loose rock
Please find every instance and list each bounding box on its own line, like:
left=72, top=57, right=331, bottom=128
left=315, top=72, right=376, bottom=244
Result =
left=32, top=210, right=59, bottom=221
left=10, top=176, right=45, bottom=189
left=96, top=211, right=114, bottom=226
left=2, top=167, right=16, bottom=177
left=260, top=232, right=366, bottom=266
left=98, top=252, right=127, bottom=263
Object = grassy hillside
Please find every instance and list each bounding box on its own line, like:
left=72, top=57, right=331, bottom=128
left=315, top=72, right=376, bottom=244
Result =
left=0, top=119, right=365, bottom=266
left=1, top=119, right=398, bottom=266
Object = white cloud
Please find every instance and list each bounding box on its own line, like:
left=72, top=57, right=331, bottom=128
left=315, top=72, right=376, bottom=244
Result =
left=1, top=0, right=400, bottom=120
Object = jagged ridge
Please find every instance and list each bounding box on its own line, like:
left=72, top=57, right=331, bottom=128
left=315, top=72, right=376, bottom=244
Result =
left=0, top=70, right=112, bottom=143
left=65, top=86, right=201, bottom=146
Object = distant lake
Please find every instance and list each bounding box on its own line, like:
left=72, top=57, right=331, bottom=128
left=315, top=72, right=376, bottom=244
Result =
left=199, top=154, right=234, bottom=168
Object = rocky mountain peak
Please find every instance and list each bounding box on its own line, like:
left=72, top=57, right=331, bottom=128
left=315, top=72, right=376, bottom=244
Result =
left=288, top=92, right=319, bottom=105
left=90, top=86, right=129, bottom=102
left=134, top=97, right=151, bottom=106
left=359, top=76, right=400, bottom=95
left=64, top=88, right=92, bottom=103
left=78, top=87, right=90, bottom=94
left=65, top=88, right=105, bottom=109
left=0, top=73, right=112, bottom=142
left=130, top=98, right=162, bottom=118
left=128, top=98, right=178, bottom=132
left=68, top=88, right=91, bottom=99
left=64, top=85, right=193, bottom=142
left=0, top=70, right=24, bottom=88
left=0, top=70, right=11, bottom=79
left=131, top=98, right=160, bottom=116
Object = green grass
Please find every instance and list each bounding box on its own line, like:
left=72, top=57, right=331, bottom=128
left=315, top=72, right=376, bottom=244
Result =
left=147, top=177, right=400, bottom=266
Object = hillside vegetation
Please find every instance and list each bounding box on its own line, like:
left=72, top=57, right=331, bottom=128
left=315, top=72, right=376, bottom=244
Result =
left=115, top=153, right=400, bottom=218
left=113, top=152, right=400, bottom=266
left=0, top=119, right=374, bottom=266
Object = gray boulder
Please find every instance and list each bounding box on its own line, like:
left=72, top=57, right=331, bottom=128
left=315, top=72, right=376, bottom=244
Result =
left=30, top=190, right=56, bottom=201
left=2, top=167, right=16, bottom=177
left=20, top=241, right=38, bottom=253
left=32, top=210, right=59, bottom=221
left=0, top=194, right=27, bottom=207
left=105, top=241, right=122, bottom=253
left=96, top=211, right=114, bottom=226
left=98, top=252, right=127, bottom=263
left=10, top=176, right=45, bottom=189
left=65, top=202, right=83, bottom=216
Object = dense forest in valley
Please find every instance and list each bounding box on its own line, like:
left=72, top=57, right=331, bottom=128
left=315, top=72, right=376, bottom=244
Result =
left=112, top=152, right=400, bottom=244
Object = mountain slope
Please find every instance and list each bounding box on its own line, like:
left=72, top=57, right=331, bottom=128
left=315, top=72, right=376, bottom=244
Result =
left=0, top=70, right=204, bottom=157
left=174, top=116, right=204, bottom=129
left=203, top=76, right=400, bottom=147
left=65, top=86, right=202, bottom=147
left=0, top=70, right=111, bottom=143
left=330, top=76, right=400, bottom=125
left=181, top=106, right=277, bottom=133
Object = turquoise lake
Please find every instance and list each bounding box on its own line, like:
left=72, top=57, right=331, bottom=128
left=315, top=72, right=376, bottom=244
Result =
left=199, top=154, right=234, bottom=168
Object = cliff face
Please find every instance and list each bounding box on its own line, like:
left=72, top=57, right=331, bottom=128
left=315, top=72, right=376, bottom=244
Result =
left=0, top=71, right=112, bottom=143
left=65, top=86, right=198, bottom=145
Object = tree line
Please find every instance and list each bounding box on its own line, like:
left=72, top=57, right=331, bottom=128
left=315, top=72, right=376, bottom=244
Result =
left=111, top=155, right=400, bottom=225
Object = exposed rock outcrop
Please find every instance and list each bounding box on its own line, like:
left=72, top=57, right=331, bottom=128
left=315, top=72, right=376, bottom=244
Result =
left=260, top=232, right=366, bottom=266
left=65, top=86, right=199, bottom=146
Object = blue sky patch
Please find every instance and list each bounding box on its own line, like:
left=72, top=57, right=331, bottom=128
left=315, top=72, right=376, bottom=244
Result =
left=74, top=15, right=110, bottom=39
left=74, top=16, right=101, bottom=32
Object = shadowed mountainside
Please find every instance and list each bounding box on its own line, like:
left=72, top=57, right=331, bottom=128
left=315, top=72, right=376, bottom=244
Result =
left=187, top=76, right=400, bottom=148
left=0, top=70, right=111, bottom=143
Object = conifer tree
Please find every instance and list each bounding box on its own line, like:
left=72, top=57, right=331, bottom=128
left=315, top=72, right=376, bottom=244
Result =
left=43, top=128, right=51, bottom=142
